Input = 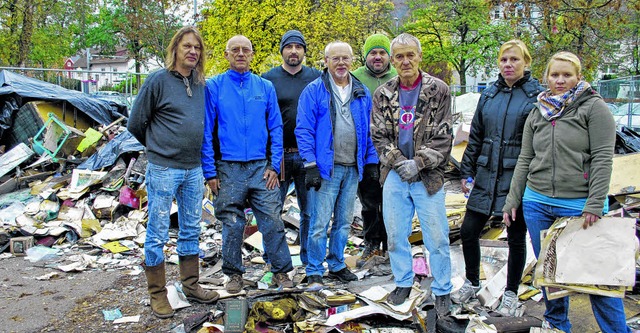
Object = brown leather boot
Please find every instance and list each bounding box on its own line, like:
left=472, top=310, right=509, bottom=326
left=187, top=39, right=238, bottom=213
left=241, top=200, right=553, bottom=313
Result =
left=144, top=262, right=174, bottom=318
left=179, top=255, right=219, bottom=304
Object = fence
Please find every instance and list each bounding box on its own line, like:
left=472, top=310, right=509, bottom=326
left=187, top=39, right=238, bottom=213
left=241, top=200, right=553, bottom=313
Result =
left=596, top=76, right=640, bottom=130
left=0, top=67, right=149, bottom=108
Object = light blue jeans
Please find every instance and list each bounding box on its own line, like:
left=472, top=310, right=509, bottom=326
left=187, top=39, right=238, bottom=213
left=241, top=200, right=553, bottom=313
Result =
left=382, top=170, right=452, bottom=296
left=306, top=165, right=358, bottom=277
left=144, top=162, right=203, bottom=266
left=523, top=200, right=631, bottom=333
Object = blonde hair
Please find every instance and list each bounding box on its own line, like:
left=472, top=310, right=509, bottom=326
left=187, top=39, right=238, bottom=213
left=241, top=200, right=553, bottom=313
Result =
left=497, top=39, right=532, bottom=68
left=165, top=26, right=206, bottom=84
left=543, top=51, right=582, bottom=83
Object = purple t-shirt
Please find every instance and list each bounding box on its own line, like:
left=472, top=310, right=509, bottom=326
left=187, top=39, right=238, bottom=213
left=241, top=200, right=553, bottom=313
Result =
left=398, top=82, right=421, bottom=159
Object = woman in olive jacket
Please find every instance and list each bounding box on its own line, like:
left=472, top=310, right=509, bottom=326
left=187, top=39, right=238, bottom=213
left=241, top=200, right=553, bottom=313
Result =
left=454, top=40, right=543, bottom=317
left=503, top=52, right=629, bottom=332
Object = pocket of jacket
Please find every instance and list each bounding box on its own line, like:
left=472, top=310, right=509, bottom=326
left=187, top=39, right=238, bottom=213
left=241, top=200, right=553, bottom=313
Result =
left=502, top=158, right=518, bottom=169
left=477, top=155, right=489, bottom=167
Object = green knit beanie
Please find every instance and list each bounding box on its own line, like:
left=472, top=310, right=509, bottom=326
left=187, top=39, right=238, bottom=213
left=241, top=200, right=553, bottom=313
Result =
left=364, top=34, right=391, bottom=56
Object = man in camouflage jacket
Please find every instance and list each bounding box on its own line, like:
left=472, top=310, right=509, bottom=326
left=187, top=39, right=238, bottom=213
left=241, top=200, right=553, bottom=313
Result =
left=370, top=33, right=453, bottom=315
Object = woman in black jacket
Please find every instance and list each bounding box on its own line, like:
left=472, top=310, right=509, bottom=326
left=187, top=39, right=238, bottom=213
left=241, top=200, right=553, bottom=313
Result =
left=452, top=40, right=543, bottom=316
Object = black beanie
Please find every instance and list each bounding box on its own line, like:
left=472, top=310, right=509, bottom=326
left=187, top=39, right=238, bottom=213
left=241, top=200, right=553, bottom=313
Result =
left=279, top=30, right=307, bottom=54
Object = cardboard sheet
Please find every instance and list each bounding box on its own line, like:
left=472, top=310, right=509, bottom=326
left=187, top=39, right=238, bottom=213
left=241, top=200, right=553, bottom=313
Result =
left=554, top=216, right=637, bottom=286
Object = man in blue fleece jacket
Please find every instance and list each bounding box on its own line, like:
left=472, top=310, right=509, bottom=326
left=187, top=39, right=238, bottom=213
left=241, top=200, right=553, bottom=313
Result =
left=201, top=35, right=293, bottom=293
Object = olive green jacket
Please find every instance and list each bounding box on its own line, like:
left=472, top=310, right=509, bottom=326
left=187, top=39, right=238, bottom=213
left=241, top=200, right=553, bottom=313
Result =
left=503, top=88, right=616, bottom=216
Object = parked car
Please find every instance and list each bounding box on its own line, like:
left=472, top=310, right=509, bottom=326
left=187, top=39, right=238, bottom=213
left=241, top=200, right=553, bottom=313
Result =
left=611, top=103, right=640, bottom=131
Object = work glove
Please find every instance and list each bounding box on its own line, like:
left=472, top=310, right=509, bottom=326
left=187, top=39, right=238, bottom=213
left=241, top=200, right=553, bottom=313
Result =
left=394, top=159, right=419, bottom=182
left=305, top=165, right=321, bottom=191
left=364, top=164, right=380, bottom=181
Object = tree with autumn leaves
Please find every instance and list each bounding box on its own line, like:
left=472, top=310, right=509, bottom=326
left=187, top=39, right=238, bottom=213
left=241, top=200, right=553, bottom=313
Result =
left=1, top=0, right=640, bottom=84
left=198, top=0, right=394, bottom=75
left=497, top=0, right=629, bottom=81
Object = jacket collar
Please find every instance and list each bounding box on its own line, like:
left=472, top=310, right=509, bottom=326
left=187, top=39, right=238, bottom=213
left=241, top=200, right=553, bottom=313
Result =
left=486, top=71, right=540, bottom=99
left=379, top=70, right=432, bottom=100
left=227, top=69, right=252, bottom=82
left=320, top=69, right=366, bottom=98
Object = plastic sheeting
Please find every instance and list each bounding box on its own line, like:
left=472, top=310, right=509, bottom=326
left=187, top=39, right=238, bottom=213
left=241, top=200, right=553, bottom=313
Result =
left=0, top=70, right=126, bottom=138
left=77, top=130, right=144, bottom=171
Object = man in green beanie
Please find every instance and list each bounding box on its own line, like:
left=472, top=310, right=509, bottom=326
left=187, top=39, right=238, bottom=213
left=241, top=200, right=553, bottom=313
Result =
left=352, top=33, right=397, bottom=268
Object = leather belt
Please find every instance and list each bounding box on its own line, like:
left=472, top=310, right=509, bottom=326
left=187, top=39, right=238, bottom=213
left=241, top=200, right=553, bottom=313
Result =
left=284, top=147, right=299, bottom=153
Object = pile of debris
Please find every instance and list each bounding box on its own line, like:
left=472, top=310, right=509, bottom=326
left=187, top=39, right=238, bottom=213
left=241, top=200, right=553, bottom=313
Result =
left=1, top=75, right=639, bottom=332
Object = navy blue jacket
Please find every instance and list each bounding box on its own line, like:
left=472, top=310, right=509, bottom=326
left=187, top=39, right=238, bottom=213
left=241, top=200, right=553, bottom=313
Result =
left=460, top=72, right=543, bottom=216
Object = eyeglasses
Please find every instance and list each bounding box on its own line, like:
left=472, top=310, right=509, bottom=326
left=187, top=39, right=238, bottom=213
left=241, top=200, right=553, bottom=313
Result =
left=183, top=76, right=192, bottom=97
left=227, top=47, right=252, bottom=55
left=329, top=56, right=352, bottom=64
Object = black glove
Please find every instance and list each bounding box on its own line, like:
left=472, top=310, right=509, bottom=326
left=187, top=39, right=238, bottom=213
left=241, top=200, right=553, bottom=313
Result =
left=305, top=165, right=321, bottom=191
left=364, top=164, right=379, bottom=181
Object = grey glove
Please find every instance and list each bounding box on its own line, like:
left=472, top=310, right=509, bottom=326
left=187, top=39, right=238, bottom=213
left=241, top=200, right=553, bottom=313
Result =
left=394, top=159, right=419, bottom=182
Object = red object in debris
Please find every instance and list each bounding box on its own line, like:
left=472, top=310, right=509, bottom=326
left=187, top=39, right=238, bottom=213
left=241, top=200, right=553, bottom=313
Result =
left=119, top=186, right=140, bottom=209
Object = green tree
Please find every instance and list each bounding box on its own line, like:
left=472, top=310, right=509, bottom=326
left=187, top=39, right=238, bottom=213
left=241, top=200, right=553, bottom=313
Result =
left=199, top=0, right=394, bottom=75
left=502, top=0, right=624, bottom=81
left=405, top=0, right=513, bottom=92
left=0, top=0, right=96, bottom=68
left=83, top=0, right=185, bottom=89
left=614, top=0, right=640, bottom=76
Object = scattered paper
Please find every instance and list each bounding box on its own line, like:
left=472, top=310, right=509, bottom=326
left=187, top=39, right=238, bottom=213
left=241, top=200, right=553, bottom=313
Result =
left=35, top=272, right=60, bottom=280
left=113, top=315, right=140, bottom=324
left=102, top=308, right=123, bottom=321
left=102, top=241, right=131, bottom=254
left=167, top=284, right=191, bottom=310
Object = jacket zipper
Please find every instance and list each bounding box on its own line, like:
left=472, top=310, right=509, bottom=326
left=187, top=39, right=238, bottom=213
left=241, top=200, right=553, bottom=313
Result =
left=551, top=119, right=556, bottom=197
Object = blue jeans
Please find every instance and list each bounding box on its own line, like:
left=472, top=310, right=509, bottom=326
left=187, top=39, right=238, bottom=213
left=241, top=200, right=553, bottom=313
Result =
left=144, top=162, right=203, bottom=266
left=306, top=165, right=358, bottom=277
left=523, top=200, right=631, bottom=333
left=382, top=170, right=452, bottom=296
left=279, top=152, right=311, bottom=265
left=215, top=160, right=293, bottom=276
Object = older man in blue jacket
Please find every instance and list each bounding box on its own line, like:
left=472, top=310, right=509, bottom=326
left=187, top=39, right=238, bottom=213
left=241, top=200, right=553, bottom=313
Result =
left=201, top=35, right=293, bottom=294
left=296, top=41, right=379, bottom=286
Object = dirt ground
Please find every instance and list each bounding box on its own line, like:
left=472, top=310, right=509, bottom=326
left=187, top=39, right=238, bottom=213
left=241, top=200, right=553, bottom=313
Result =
left=2, top=251, right=640, bottom=333
left=0, top=255, right=216, bottom=333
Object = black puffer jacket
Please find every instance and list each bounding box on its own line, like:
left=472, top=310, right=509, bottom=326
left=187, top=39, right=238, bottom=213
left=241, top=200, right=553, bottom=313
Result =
left=460, top=72, right=543, bottom=216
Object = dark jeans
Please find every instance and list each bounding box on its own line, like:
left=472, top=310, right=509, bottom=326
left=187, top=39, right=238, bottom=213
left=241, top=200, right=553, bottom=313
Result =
left=459, top=207, right=526, bottom=293
left=214, top=160, right=293, bottom=276
left=357, top=163, right=386, bottom=247
left=278, top=152, right=310, bottom=265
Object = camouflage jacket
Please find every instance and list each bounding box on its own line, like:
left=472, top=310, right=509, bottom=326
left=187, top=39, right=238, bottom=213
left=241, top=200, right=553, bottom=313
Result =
left=371, top=71, right=453, bottom=195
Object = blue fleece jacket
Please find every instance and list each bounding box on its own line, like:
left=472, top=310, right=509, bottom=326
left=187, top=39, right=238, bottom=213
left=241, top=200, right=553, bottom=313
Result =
left=295, top=70, right=379, bottom=181
left=201, top=70, right=283, bottom=179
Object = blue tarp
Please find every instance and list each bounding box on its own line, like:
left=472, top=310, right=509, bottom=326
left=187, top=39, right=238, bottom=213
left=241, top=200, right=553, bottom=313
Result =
left=77, top=130, right=144, bottom=171
left=0, top=70, right=126, bottom=138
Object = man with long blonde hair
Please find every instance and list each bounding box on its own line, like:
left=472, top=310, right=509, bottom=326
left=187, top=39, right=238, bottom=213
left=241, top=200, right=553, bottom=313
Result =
left=128, top=26, right=218, bottom=319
